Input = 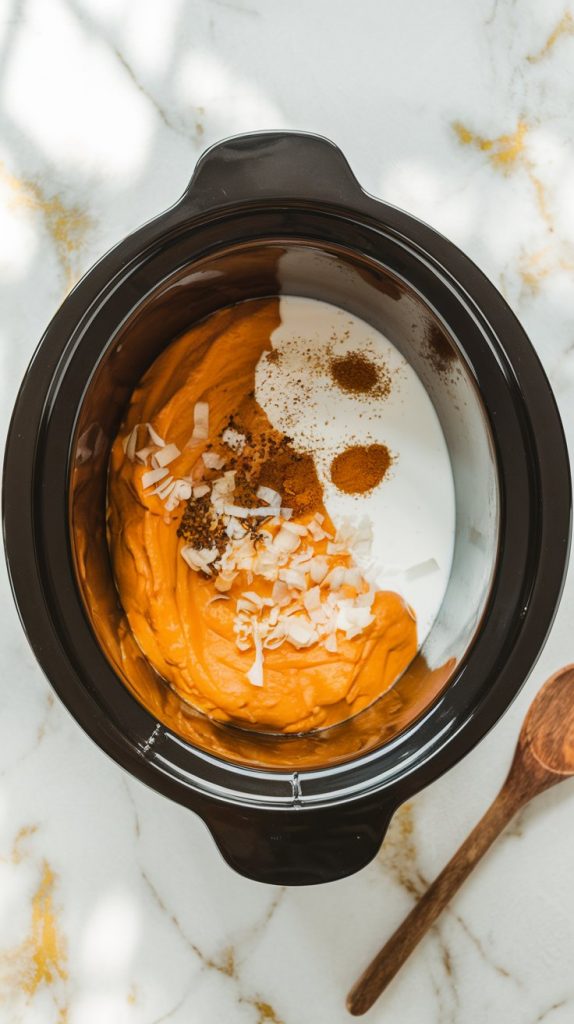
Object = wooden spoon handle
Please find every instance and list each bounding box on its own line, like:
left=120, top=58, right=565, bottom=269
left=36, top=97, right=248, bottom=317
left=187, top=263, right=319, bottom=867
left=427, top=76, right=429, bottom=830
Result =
left=347, top=786, right=522, bottom=1015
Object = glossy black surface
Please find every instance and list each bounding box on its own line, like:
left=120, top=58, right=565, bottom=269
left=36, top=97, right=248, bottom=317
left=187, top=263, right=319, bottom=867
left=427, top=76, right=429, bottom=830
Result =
left=3, top=132, right=571, bottom=885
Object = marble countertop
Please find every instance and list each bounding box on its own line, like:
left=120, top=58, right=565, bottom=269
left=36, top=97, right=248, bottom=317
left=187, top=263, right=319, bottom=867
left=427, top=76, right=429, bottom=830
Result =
left=1, top=0, right=574, bottom=1021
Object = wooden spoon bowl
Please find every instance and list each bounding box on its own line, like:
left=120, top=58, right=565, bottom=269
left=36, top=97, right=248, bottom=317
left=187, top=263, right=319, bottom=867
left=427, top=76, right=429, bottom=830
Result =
left=347, top=664, right=574, bottom=1016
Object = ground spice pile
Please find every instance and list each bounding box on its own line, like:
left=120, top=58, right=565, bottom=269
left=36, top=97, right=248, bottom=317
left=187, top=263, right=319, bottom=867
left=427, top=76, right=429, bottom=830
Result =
left=177, top=410, right=324, bottom=557
left=424, top=324, right=457, bottom=376
left=330, top=443, right=392, bottom=495
left=329, top=351, right=391, bottom=398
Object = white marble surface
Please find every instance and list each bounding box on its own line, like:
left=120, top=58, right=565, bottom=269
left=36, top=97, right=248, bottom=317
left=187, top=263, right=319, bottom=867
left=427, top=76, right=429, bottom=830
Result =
left=1, top=0, right=574, bottom=1021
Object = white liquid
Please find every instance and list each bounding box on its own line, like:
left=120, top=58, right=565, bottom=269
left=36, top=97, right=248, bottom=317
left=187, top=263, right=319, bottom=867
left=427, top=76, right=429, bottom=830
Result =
left=255, top=296, right=456, bottom=646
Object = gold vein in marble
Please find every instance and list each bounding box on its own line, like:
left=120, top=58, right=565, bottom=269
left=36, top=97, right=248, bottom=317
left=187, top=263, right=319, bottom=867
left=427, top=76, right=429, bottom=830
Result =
left=451, top=910, right=514, bottom=982
left=536, top=999, right=569, bottom=1021
left=11, top=824, right=39, bottom=864
left=527, top=11, right=574, bottom=63
left=37, top=693, right=55, bottom=744
left=378, top=804, right=516, bottom=988
left=141, top=866, right=238, bottom=978
left=1, top=860, right=68, bottom=1018
left=453, top=120, right=554, bottom=230
left=0, top=163, right=92, bottom=289
left=519, top=247, right=574, bottom=295
left=377, top=803, right=427, bottom=898
left=111, top=44, right=205, bottom=141
left=453, top=119, right=528, bottom=171
left=141, top=866, right=287, bottom=1022
left=239, top=996, right=285, bottom=1024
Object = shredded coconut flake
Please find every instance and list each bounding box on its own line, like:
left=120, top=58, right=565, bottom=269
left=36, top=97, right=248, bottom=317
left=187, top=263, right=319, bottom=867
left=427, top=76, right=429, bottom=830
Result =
left=191, top=402, right=209, bottom=441
left=406, top=558, right=440, bottom=580
left=256, top=485, right=281, bottom=507
left=146, top=423, right=166, bottom=447
left=135, top=446, right=154, bottom=465
left=222, top=427, right=246, bottom=453
left=193, top=484, right=210, bottom=498
left=202, top=451, right=226, bottom=471
left=154, top=477, right=175, bottom=499
left=246, top=628, right=264, bottom=687
left=126, top=426, right=139, bottom=462
left=142, top=467, right=169, bottom=489
left=153, top=443, right=180, bottom=467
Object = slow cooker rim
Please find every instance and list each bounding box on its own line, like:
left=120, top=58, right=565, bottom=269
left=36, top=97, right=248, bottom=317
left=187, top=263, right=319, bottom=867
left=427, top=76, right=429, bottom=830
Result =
left=3, top=179, right=571, bottom=813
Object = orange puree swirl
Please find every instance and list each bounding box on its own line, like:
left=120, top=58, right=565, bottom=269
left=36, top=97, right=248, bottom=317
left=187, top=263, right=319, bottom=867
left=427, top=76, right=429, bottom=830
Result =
left=106, top=299, right=417, bottom=733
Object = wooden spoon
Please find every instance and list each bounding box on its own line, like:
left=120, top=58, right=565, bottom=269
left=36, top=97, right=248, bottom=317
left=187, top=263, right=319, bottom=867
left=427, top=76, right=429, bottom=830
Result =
left=347, top=664, right=574, bottom=1016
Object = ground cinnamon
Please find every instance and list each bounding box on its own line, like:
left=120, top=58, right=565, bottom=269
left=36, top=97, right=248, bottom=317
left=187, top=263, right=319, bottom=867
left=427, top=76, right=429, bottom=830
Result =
left=330, top=443, right=392, bottom=494
left=329, top=351, right=391, bottom=398
left=258, top=447, right=322, bottom=517
left=424, top=324, right=457, bottom=375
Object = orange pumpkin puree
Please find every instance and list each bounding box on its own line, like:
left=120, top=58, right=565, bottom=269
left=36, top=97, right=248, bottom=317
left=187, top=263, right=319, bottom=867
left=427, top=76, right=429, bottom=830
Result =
left=106, top=299, right=417, bottom=733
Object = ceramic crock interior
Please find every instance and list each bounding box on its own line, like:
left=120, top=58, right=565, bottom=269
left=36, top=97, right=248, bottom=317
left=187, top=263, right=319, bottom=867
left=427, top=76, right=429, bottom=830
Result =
left=70, top=239, right=499, bottom=770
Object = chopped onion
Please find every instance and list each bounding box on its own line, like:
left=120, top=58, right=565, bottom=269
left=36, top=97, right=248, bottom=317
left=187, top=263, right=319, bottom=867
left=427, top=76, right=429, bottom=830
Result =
left=191, top=402, right=209, bottom=441
left=142, top=467, right=169, bottom=489
left=207, top=594, right=229, bottom=605
left=280, top=507, right=293, bottom=520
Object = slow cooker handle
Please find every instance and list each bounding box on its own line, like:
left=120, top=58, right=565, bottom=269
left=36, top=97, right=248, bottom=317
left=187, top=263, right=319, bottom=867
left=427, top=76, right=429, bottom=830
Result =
left=202, top=797, right=397, bottom=885
left=181, top=130, right=366, bottom=211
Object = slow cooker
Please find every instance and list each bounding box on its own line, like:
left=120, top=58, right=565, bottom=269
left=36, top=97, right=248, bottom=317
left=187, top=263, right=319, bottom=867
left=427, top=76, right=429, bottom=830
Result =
left=3, top=131, right=571, bottom=884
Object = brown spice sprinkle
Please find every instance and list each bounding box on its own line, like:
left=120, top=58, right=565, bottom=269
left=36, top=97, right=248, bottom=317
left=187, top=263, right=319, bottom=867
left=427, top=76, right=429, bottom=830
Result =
left=331, top=443, right=393, bottom=495
left=424, top=323, right=457, bottom=375
left=177, top=408, right=324, bottom=558
left=329, top=351, right=391, bottom=398
left=258, top=447, right=322, bottom=517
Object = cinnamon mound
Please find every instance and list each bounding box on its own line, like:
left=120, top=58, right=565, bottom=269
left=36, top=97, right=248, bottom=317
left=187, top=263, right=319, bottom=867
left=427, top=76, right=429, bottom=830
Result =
left=331, top=443, right=392, bottom=495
